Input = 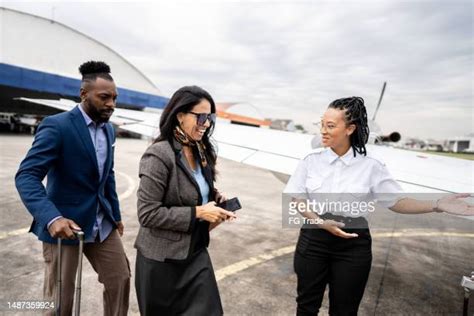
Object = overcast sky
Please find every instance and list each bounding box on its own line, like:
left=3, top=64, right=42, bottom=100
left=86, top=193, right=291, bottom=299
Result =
left=3, top=0, right=473, bottom=139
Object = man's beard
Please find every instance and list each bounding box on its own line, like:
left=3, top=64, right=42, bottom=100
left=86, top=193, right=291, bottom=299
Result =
left=88, top=102, right=113, bottom=123
left=97, top=111, right=112, bottom=123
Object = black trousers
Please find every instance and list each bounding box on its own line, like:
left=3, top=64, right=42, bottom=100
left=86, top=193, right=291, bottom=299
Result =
left=294, top=224, right=372, bottom=316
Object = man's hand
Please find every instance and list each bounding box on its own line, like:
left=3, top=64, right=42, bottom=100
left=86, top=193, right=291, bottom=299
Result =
left=48, top=218, right=81, bottom=239
left=116, top=221, right=124, bottom=237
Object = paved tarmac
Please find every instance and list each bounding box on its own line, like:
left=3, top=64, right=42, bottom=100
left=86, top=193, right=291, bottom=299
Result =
left=0, top=134, right=472, bottom=315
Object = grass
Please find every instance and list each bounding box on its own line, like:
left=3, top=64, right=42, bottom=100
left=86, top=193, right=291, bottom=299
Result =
left=411, top=150, right=474, bottom=161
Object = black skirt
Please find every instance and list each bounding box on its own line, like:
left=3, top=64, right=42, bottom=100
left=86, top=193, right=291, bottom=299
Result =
left=135, top=249, right=223, bottom=316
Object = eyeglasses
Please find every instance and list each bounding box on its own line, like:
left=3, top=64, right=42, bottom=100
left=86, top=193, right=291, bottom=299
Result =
left=187, top=112, right=216, bottom=126
left=316, top=121, right=338, bottom=131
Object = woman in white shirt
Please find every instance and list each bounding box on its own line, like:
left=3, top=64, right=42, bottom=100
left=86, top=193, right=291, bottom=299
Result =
left=284, top=97, right=473, bottom=316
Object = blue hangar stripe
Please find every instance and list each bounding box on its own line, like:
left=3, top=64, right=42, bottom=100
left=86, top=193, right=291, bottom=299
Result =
left=0, top=63, right=169, bottom=109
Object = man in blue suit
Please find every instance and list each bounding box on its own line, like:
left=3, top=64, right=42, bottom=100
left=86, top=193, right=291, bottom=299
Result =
left=16, top=61, right=130, bottom=316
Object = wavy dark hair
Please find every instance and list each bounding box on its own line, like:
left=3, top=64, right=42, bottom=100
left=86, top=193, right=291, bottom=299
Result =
left=328, top=96, right=369, bottom=156
left=155, top=85, right=217, bottom=179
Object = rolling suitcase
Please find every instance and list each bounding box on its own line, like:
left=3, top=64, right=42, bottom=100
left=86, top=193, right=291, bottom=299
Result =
left=56, top=231, right=85, bottom=316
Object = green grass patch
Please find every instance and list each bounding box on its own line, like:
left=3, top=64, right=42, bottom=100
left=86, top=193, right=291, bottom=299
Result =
left=412, top=150, right=474, bottom=161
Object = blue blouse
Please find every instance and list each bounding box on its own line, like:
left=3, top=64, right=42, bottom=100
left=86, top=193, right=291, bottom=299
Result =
left=192, top=162, right=210, bottom=204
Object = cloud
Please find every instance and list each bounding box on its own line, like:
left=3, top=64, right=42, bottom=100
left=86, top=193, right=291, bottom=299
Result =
left=3, top=0, right=473, bottom=139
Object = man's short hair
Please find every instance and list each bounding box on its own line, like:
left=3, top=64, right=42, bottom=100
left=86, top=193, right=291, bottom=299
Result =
left=79, top=61, right=114, bottom=82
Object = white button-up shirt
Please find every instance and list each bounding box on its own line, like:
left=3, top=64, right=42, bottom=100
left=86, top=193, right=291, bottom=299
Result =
left=284, top=147, right=403, bottom=217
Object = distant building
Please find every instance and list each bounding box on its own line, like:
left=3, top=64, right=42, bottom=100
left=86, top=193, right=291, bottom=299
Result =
left=445, top=136, right=474, bottom=153
left=402, top=138, right=425, bottom=150
left=216, top=102, right=271, bottom=127
left=424, top=139, right=445, bottom=152
left=270, top=119, right=295, bottom=132
left=0, top=7, right=168, bottom=117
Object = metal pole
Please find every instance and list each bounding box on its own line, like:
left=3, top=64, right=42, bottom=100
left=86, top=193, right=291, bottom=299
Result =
left=463, top=288, right=469, bottom=316
left=461, top=273, right=474, bottom=316
left=73, top=231, right=84, bottom=316
left=56, top=238, right=62, bottom=316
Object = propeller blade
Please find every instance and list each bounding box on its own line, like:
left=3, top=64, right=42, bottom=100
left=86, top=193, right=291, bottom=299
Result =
left=372, top=81, right=387, bottom=121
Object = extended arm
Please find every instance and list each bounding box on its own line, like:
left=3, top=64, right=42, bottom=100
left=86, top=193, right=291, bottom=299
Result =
left=15, top=117, right=63, bottom=229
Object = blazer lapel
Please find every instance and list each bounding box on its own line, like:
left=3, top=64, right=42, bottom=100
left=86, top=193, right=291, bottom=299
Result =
left=101, top=123, right=114, bottom=185
left=171, top=139, right=202, bottom=198
left=69, top=106, right=99, bottom=176
left=177, top=151, right=201, bottom=193
left=172, top=139, right=216, bottom=204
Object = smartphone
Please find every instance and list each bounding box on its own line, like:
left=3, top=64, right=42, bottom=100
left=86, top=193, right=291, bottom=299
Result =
left=217, top=197, right=242, bottom=212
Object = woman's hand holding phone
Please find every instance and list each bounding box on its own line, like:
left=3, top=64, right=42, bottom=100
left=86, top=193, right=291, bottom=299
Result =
left=196, top=202, right=236, bottom=223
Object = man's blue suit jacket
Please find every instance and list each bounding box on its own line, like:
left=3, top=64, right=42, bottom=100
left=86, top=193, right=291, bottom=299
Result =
left=15, top=106, right=121, bottom=245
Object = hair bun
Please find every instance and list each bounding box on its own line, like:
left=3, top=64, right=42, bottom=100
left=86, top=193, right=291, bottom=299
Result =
left=79, top=61, right=111, bottom=76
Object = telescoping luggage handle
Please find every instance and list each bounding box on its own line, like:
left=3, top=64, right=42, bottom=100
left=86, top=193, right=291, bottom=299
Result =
left=56, top=230, right=84, bottom=316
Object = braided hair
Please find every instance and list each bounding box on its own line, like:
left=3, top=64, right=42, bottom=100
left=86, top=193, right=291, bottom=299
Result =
left=328, top=96, right=369, bottom=157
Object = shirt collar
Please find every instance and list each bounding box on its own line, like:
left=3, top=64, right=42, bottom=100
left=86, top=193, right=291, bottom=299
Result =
left=325, top=147, right=355, bottom=166
left=78, top=103, right=105, bottom=128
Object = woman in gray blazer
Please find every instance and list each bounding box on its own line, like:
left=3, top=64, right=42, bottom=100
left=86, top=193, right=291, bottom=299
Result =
left=134, top=86, right=236, bottom=315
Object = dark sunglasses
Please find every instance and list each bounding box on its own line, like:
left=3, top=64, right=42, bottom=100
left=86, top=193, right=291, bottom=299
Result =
left=187, top=112, right=216, bottom=126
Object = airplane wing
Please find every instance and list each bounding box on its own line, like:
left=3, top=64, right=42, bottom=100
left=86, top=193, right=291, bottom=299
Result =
left=19, top=97, right=163, bottom=138
left=19, top=97, right=474, bottom=195
left=214, top=123, right=473, bottom=194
